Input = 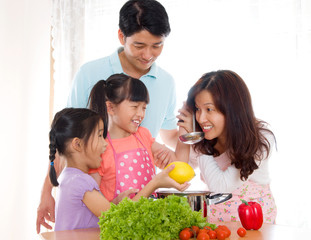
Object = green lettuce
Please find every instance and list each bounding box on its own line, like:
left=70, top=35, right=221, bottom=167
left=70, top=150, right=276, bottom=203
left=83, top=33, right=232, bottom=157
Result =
left=98, top=195, right=215, bottom=240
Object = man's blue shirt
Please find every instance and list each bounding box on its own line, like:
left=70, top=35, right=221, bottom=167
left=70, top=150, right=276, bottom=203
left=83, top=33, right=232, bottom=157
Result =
left=67, top=48, right=177, bottom=137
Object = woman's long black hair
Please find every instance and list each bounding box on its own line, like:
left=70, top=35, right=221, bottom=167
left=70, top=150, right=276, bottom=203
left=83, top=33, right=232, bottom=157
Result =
left=187, top=70, right=275, bottom=181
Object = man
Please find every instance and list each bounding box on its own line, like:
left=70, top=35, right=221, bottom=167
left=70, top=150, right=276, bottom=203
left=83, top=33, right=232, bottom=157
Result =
left=68, top=0, right=177, bottom=146
left=37, top=0, right=178, bottom=233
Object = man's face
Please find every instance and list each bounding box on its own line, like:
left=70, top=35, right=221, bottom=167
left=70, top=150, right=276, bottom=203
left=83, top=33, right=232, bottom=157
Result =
left=119, top=29, right=165, bottom=74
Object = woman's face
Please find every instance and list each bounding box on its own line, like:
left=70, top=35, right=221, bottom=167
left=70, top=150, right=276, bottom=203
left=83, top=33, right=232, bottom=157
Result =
left=195, top=90, right=226, bottom=145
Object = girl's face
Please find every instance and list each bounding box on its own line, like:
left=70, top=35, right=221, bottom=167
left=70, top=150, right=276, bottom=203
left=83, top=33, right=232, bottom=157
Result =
left=84, top=120, right=108, bottom=169
left=195, top=90, right=226, bottom=146
left=109, top=100, right=147, bottom=137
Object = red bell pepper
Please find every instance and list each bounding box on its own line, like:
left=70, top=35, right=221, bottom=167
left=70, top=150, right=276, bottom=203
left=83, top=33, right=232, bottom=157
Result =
left=238, top=199, right=263, bottom=230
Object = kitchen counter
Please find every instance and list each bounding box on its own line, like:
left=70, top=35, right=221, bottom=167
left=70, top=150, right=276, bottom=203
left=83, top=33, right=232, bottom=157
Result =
left=39, top=221, right=311, bottom=240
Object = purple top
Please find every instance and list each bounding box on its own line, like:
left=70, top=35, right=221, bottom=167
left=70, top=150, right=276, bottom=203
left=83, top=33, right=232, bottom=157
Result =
left=54, top=167, right=100, bottom=231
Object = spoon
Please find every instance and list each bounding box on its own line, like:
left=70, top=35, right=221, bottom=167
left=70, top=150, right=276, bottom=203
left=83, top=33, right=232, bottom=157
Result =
left=179, top=113, right=204, bottom=144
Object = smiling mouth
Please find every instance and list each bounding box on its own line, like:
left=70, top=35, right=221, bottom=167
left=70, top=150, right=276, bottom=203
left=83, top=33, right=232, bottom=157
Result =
left=133, top=120, right=140, bottom=126
left=202, top=126, right=213, bottom=131
left=140, top=58, right=153, bottom=65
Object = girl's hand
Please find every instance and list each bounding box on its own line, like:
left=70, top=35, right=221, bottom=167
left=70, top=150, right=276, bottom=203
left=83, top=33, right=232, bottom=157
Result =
left=112, top=188, right=139, bottom=205
left=154, top=164, right=190, bottom=192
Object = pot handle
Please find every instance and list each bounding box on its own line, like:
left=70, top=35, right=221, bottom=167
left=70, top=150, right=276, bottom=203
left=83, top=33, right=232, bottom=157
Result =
left=206, top=193, right=232, bottom=205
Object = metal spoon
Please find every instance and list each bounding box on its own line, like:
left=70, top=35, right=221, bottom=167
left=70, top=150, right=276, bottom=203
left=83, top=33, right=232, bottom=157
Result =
left=179, top=113, right=204, bottom=144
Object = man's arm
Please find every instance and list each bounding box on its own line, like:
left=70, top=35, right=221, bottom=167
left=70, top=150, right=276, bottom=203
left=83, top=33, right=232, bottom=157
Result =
left=159, top=128, right=178, bottom=149
left=36, top=173, right=55, bottom=233
left=36, top=154, right=65, bottom=233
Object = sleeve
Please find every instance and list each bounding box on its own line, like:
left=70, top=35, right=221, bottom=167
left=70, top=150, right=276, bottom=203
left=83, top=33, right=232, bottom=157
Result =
left=262, top=129, right=276, bottom=160
left=198, top=155, right=243, bottom=193
left=67, top=67, right=91, bottom=108
left=199, top=130, right=276, bottom=192
left=160, top=79, right=177, bottom=130
left=73, top=174, right=100, bottom=201
left=249, top=130, right=276, bottom=184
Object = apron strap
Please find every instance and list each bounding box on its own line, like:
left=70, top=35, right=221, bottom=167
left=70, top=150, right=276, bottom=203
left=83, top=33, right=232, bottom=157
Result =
left=133, top=132, right=156, bottom=174
left=108, top=131, right=155, bottom=173
left=108, top=131, right=148, bottom=153
left=107, top=133, right=117, bottom=155
left=133, top=132, right=148, bottom=150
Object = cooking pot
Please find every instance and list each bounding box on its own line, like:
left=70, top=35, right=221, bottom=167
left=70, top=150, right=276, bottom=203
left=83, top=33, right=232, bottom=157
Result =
left=155, top=190, right=232, bottom=220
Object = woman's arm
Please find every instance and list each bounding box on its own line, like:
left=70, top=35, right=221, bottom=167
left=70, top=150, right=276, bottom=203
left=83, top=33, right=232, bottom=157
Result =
left=174, top=127, right=190, bottom=163
left=152, top=105, right=193, bottom=168
left=175, top=104, right=193, bottom=162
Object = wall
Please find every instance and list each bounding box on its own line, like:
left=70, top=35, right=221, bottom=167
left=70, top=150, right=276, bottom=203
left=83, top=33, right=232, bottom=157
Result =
left=0, top=0, right=51, bottom=239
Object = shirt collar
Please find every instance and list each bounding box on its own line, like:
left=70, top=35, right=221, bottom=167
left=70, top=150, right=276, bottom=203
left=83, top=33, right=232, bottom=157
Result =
left=111, top=47, right=158, bottom=79
left=110, top=47, right=124, bottom=74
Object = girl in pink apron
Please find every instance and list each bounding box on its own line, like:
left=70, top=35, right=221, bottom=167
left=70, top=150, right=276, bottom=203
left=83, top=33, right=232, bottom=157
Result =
left=88, top=74, right=185, bottom=201
left=177, top=70, right=277, bottom=224
left=108, top=133, right=156, bottom=199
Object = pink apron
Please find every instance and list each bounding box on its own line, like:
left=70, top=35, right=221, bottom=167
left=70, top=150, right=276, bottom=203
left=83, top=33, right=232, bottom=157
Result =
left=207, top=152, right=277, bottom=224
left=107, top=134, right=156, bottom=199
left=208, top=181, right=277, bottom=224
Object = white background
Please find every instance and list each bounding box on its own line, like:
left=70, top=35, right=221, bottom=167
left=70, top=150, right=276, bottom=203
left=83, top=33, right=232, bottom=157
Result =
left=0, top=0, right=310, bottom=239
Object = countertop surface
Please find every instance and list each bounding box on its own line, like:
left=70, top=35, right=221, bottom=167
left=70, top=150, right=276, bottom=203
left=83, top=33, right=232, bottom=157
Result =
left=40, top=221, right=311, bottom=240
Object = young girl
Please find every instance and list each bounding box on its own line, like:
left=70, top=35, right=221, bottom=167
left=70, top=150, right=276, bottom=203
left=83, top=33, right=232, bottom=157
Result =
left=88, top=73, right=181, bottom=201
left=49, top=108, right=189, bottom=231
left=177, top=70, right=277, bottom=223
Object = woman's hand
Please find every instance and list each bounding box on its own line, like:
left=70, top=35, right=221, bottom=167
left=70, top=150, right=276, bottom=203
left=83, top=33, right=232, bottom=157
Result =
left=177, top=102, right=193, bottom=134
left=154, top=164, right=190, bottom=192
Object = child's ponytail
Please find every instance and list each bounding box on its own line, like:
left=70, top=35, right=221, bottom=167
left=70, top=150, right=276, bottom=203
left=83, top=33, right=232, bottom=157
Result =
left=49, top=129, right=59, bottom=186
left=87, top=74, right=149, bottom=139
left=88, top=80, right=108, bottom=138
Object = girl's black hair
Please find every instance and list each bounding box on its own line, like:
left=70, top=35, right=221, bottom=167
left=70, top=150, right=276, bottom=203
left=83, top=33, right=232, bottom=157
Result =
left=87, top=73, right=149, bottom=119
left=49, top=108, right=105, bottom=186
